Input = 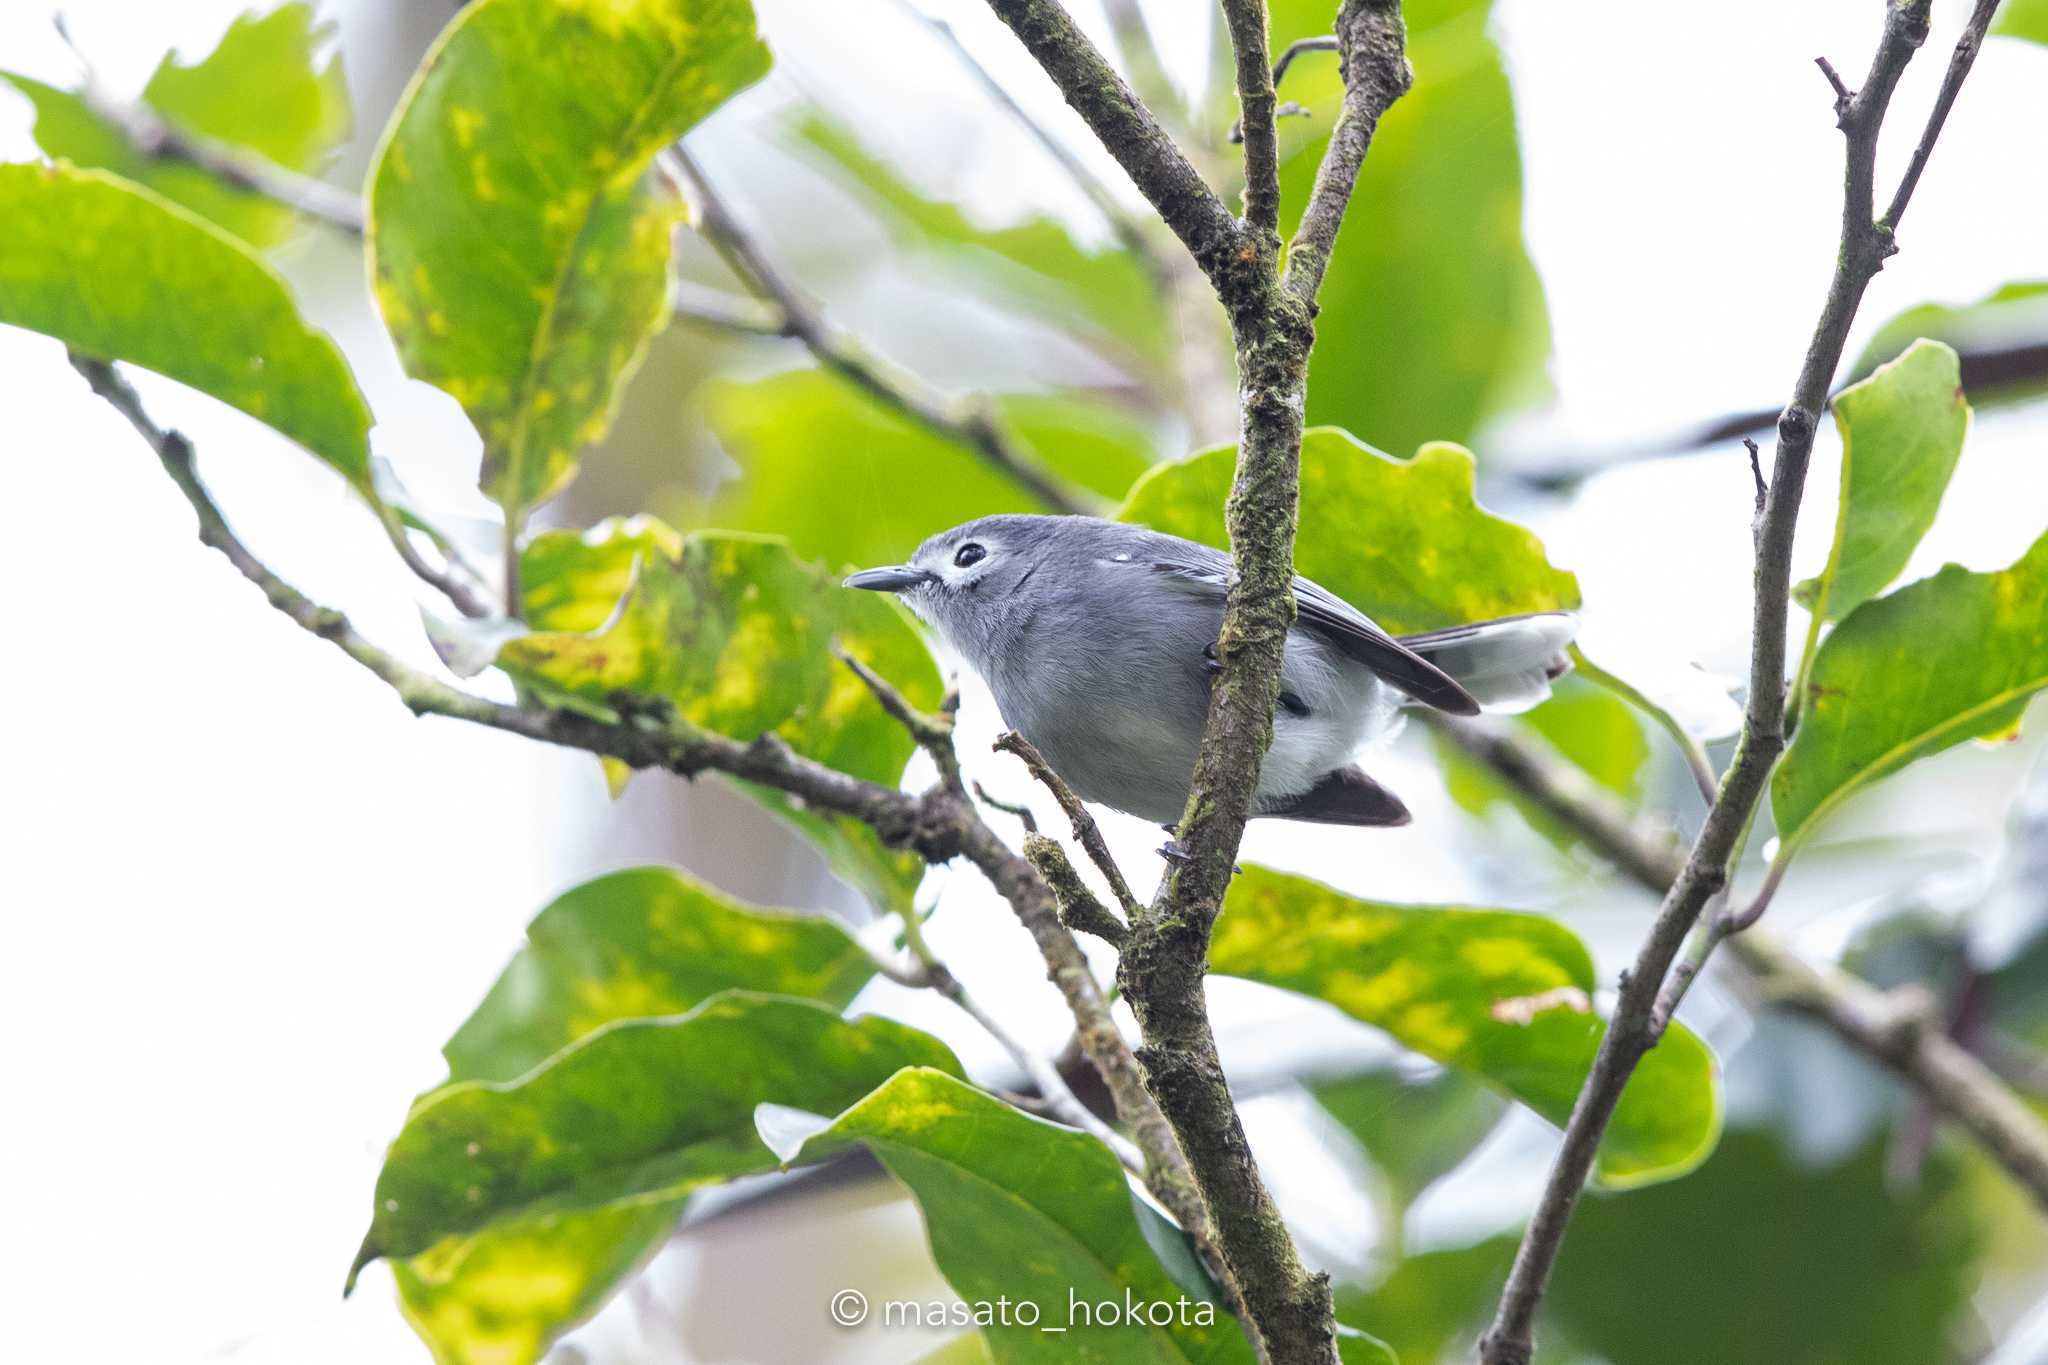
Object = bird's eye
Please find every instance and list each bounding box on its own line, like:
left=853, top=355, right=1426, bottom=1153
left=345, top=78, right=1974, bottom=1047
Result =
left=953, top=542, right=987, bottom=568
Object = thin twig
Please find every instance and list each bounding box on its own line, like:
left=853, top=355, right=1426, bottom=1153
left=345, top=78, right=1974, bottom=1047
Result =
left=1479, top=4, right=1982, bottom=1357
left=972, top=781, right=1039, bottom=833
left=659, top=146, right=1097, bottom=516
left=55, top=20, right=364, bottom=236
left=667, top=279, right=792, bottom=337
left=884, top=912, right=1146, bottom=1173
left=994, top=731, right=1142, bottom=921
left=1449, top=711, right=2048, bottom=1214
left=889, top=0, right=1169, bottom=280
left=837, top=648, right=964, bottom=794
left=1022, top=833, right=1131, bottom=947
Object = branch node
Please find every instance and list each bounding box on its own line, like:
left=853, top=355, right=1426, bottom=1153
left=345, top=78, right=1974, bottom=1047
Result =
left=995, top=731, right=1144, bottom=921
left=1815, top=55, right=1856, bottom=124
left=1023, top=833, right=1131, bottom=948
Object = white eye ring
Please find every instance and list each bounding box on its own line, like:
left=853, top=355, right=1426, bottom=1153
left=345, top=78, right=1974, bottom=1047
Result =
left=953, top=542, right=987, bottom=569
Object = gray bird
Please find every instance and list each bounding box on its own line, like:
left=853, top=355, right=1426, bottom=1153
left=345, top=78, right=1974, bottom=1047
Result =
left=845, top=514, right=1575, bottom=828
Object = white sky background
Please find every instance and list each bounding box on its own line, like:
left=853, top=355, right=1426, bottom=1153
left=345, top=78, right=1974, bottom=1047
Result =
left=2, top=2, right=2046, bottom=1362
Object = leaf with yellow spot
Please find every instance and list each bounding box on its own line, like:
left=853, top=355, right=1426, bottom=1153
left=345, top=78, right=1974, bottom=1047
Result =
left=774, top=1067, right=1379, bottom=1364
left=355, top=993, right=960, bottom=1363
left=1773, top=528, right=2048, bottom=857
left=1211, top=866, right=1720, bottom=1186
left=2, top=3, right=350, bottom=247
left=440, top=865, right=877, bottom=1086
left=500, top=531, right=940, bottom=913
left=1116, top=428, right=1579, bottom=635
left=0, top=164, right=373, bottom=490
left=368, top=0, right=771, bottom=520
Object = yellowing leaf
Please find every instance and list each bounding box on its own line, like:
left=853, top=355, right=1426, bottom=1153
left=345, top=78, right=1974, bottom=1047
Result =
left=1117, top=428, right=1579, bottom=634
left=499, top=531, right=940, bottom=912
left=1211, top=866, right=1720, bottom=1186
left=369, top=0, right=771, bottom=519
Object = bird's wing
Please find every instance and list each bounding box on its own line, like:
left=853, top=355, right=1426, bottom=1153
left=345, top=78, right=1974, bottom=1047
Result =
left=1135, top=538, right=1480, bottom=716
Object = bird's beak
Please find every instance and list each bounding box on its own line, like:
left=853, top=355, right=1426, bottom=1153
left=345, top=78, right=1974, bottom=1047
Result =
left=842, top=565, right=934, bottom=593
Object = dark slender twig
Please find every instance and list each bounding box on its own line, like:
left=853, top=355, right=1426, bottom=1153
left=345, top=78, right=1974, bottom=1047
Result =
left=995, top=731, right=1142, bottom=921
left=1478, top=4, right=1983, bottom=1358
left=980, top=0, right=1245, bottom=291
left=658, top=147, right=1098, bottom=516
left=55, top=19, right=364, bottom=236
left=837, top=649, right=964, bottom=794
left=1882, top=0, right=2001, bottom=230
left=1228, top=37, right=1338, bottom=144
left=889, top=0, right=1170, bottom=280
left=972, top=781, right=1039, bottom=833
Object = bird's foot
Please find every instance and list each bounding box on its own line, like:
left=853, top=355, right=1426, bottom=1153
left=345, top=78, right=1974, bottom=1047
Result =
left=1157, top=840, right=1193, bottom=865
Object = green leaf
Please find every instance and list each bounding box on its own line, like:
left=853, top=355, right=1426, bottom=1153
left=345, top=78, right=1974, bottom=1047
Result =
left=1774, top=529, right=2048, bottom=850
left=1270, top=0, right=1549, bottom=453
left=353, top=993, right=960, bottom=1280
left=1852, top=280, right=2048, bottom=381
left=776, top=1067, right=1267, bottom=1364
left=368, top=0, right=771, bottom=518
left=1211, top=866, right=1720, bottom=1186
left=441, top=866, right=877, bottom=1085
left=1117, top=428, right=1580, bottom=634
left=1794, top=340, right=1970, bottom=622
left=0, top=163, right=372, bottom=489
left=700, top=368, right=1156, bottom=570
left=498, top=531, right=940, bottom=913
left=2, top=4, right=350, bottom=246
left=1336, top=1235, right=1521, bottom=1365
left=1547, top=1130, right=1982, bottom=1365
left=791, top=113, right=1169, bottom=369
left=1994, top=0, right=2048, bottom=45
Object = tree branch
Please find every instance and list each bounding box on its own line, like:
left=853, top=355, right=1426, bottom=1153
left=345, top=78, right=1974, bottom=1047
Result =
left=979, top=5, right=1414, bottom=1358
left=995, top=731, right=1142, bottom=922
left=67, top=350, right=1232, bottom=1301
left=1220, top=0, right=1283, bottom=236
left=54, top=20, right=365, bottom=236
left=980, top=0, right=1246, bottom=293
left=1477, top=4, right=1977, bottom=1358
left=659, top=147, right=1098, bottom=517
left=1281, top=2, right=1411, bottom=304
left=1451, top=718, right=2048, bottom=1214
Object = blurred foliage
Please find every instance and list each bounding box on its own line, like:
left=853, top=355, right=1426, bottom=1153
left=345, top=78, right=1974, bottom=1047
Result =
left=0, top=162, right=372, bottom=489
left=1213, top=866, right=1720, bottom=1185
left=792, top=112, right=1171, bottom=374
left=1994, top=0, right=2048, bottom=45
left=0, top=4, right=348, bottom=246
left=1547, top=1130, right=1984, bottom=1365
left=1314, top=1066, right=1508, bottom=1215
left=1795, top=339, right=1970, bottom=621
left=502, top=528, right=941, bottom=913
left=701, top=368, right=1155, bottom=569
left=369, top=0, right=769, bottom=521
